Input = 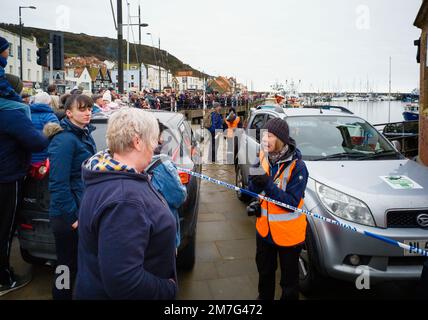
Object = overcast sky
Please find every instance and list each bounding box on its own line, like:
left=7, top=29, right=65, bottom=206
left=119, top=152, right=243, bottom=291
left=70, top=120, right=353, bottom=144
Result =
left=0, top=0, right=422, bottom=92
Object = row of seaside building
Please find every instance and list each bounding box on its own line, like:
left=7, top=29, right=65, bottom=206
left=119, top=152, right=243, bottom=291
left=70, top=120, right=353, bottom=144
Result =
left=0, top=27, right=248, bottom=95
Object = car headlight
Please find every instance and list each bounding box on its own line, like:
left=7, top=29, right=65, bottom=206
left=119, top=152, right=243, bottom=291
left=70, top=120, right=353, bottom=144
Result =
left=315, top=182, right=375, bottom=227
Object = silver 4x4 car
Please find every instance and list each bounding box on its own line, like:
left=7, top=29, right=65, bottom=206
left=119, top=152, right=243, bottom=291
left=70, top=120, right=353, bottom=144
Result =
left=235, top=105, right=428, bottom=293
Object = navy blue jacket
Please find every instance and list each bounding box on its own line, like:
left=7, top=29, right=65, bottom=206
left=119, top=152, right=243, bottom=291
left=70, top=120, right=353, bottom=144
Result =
left=249, top=143, right=309, bottom=244
left=47, top=119, right=96, bottom=224
left=0, top=101, right=49, bottom=183
left=30, top=103, right=59, bottom=164
left=75, top=166, right=177, bottom=300
left=209, top=111, right=224, bottom=135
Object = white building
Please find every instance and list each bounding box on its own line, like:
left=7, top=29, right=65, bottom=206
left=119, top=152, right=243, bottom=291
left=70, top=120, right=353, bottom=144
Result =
left=175, top=75, right=205, bottom=91
left=64, top=67, right=92, bottom=92
left=175, top=71, right=205, bottom=91
left=103, top=60, right=116, bottom=70
left=146, top=64, right=173, bottom=90
left=110, top=63, right=173, bottom=92
left=0, top=27, right=43, bottom=86
left=111, top=64, right=148, bottom=92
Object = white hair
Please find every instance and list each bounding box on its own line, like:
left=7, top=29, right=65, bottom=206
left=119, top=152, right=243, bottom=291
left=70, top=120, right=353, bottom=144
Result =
left=34, top=92, right=52, bottom=105
left=106, top=108, right=159, bottom=154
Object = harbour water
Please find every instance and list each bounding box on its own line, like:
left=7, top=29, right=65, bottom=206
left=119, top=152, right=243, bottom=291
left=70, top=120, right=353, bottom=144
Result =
left=329, top=101, right=408, bottom=125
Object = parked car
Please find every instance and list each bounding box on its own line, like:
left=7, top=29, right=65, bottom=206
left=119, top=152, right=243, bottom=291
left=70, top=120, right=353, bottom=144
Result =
left=17, top=110, right=201, bottom=270
left=235, top=105, right=428, bottom=293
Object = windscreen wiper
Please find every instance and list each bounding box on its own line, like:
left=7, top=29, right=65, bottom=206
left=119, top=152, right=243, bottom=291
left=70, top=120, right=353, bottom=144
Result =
left=356, top=150, right=401, bottom=160
left=311, top=152, right=365, bottom=161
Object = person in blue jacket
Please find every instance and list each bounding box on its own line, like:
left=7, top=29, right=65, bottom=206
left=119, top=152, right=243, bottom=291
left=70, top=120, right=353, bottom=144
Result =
left=75, top=109, right=177, bottom=300
left=208, top=102, right=224, bottom=163
left=0, top=75, right=48, bottom=297
left=30, top=92, right=59, bottom=164
left=45, top=94, right=96, bottom=300
left=147, top=121, right=187, bottom=248
left=0, top=37, right=22, bottom=102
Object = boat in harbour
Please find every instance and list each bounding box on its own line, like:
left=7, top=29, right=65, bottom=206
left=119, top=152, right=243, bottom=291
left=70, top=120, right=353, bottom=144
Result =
left=402, top=103, right=419, bottom=121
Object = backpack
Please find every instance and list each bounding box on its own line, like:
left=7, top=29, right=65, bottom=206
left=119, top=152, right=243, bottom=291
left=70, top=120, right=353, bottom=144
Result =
left=203, top=109, right=214, bottom=129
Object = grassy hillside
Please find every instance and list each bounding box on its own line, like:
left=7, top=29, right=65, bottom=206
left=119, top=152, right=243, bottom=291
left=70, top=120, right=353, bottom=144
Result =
left=0, top=23, right=207, bottom=77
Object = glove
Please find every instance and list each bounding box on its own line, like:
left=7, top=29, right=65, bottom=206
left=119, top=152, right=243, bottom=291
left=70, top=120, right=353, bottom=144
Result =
left=247, top=200, right=262, bottom=217
left=250, top=174, right=271, bottom=190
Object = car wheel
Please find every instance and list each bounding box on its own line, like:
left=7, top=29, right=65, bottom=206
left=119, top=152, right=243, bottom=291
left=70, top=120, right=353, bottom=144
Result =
left=20, top=247, right=49, bottom=266
left=236, top=165, right=251, bottom=203
left=299, top=227, right=326, bottom=296
left=176, top=231, right=196, bottom=270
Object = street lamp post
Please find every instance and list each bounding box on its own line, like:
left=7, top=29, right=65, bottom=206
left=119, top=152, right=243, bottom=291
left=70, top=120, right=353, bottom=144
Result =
left=158, top=37, right=161, bottom=92
left=117, top=0, right=124, bottom=94
left=146, top=33, right=158, bottom=90
left=116, top=0, right=148, bottom=94
left=136, top=6, right=149, bottom=92
left=121, top=21, right=148, bottom=91
left=139, top=5, right=142, bottom=92
left=19, top=5, right=36, bottom=81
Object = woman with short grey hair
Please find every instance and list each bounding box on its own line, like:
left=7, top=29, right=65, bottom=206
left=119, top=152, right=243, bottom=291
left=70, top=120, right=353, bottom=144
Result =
left=75, top=108, right=178, bottom=300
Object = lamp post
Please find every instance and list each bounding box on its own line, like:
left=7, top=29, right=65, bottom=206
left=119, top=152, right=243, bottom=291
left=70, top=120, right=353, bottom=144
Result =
left=147, top=33, right=162, bottom=91
left=121, top=21, right=148, bottom=91
left=138, top=6, right=149, bottom=92
left=116, top=0, right=148, bottom=94
left=19, top=5, right=36, bottom=81
left=158, top=37, right=161, bottom=92
left=146, top=32, right=158, bottom=90
left=117, top=0, right=123, bottom=93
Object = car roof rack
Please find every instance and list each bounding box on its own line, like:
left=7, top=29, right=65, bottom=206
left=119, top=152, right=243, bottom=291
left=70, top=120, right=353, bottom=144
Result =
left=256, top=105, right=285, bottom=113
left=303, top=105, right=354, bottom=114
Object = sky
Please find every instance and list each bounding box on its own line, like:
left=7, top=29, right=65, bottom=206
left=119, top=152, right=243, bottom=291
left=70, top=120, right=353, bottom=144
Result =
left=0, top=0, right=423, bottom=92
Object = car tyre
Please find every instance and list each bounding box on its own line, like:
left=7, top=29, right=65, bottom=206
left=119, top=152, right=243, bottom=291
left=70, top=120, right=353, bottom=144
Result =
left=299, top=227, right=326, bottom=297
left=236, top=165, right=251, bottom=203
left=176, top=231, right=196, bottom=270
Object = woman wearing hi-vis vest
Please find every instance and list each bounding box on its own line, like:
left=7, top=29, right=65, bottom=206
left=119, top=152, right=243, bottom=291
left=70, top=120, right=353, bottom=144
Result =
left=249, top=118, right=309, bottom=300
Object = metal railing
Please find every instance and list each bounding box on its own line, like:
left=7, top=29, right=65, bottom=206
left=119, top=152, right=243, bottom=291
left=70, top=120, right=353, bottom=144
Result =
left=373, top=120, right=419, bottom=158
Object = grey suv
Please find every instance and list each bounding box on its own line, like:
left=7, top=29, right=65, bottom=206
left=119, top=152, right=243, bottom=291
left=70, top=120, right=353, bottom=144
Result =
left=235, top=105, right=428, bottom=293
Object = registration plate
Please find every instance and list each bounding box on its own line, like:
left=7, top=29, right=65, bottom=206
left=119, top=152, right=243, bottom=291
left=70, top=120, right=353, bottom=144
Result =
left=404, top=240, right=428, bottom=256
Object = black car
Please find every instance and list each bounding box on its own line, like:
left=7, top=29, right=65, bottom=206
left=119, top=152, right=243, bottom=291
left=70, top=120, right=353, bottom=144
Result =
left=17, top=110, right=201, bottom=270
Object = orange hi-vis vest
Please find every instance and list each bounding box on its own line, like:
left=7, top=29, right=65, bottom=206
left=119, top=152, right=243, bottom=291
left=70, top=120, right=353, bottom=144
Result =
left=256, top=150, right=307, bottom=247
left=226, top=116, right=240, bottom=138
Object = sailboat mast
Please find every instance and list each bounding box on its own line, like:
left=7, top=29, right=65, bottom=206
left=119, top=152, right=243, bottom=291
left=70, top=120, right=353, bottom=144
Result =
left=388, top=56, right=392, bottom=123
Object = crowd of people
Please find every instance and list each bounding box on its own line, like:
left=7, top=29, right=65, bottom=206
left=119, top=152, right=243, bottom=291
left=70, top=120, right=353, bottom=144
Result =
left=127, top=89, right=264, bottom=111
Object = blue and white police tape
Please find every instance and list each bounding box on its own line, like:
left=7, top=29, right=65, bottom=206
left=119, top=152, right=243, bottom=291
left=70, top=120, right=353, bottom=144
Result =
left=177, top=167, right=428, bottom=257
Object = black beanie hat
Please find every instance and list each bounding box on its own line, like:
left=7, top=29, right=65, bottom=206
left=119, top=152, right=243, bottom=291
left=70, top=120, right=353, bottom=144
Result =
left=263, top=118, right=290, bottom=145
left=0, top=37, right=9, bottom=54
